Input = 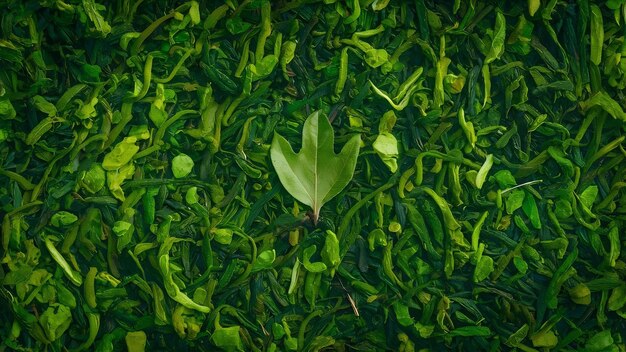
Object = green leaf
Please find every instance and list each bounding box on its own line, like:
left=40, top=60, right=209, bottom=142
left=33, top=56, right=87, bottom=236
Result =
left=505, top=189, right=525, bottom=214
left=113, top=220, right=134, bottom=253
left=414, top=322, right=435, bottom=338
left=522, top=192, right=541, bottom=229
left=363, top=48, right=389, bottom=68
left=579, top=185, right=598, bottom=218
left=528, top=0, right=540, bottom=16
left=369, top=80, right=416, bottom=110
left=172, top=153, right=194, bottom=178
left=302, top=245, right=327, bottom=273
left=213, top=228, right=233, bottom=245
left=102, top=137, right=139, bottom=170
left=485, top=10, right=506, bottom=64
left=270, top=111, right=361, bottom=223
left=393, top=302, right=414, bottom=326
left=554, top=198, right=573, bottom=219
left=569, top=283, right=591, bottom=305
left=372, top=0, right=391, bottom=10
left=586, top=330, right=615, bottom=351
left=272, top=323, right=285, bottom=339
left=531, top=329, right=558, bottom=348
left=26, top=117, right=64, bottom=146
left=55, top=281, right=77, bottom=308
left=75, top=96, right=99, bottom=119
left=129, top=125, right=150, bottom=140
left=590, top=5, right=604, bottom=65
left=185, top=186, right=199, bottom=204
left=80, top=163, right=106, bottom=194
left=580, top=91, right=626, bottom=122
left=158, top=237, right=211, bottom=313
left=475, top=154, right=493, bottom=189
left=149, top=84, right=168, bottom=127
left=32, top=95, right=57, bottom=117
left=226, top=17, right=252, bottom=35
left=252, top=249, right=276, bottom=272
left=513, top=256, right=528, bottom=274
left=107, top=163, right=135, bottom=201
left=82, top=0, right=112, bottom=37
left=505, top=324, right=529, bottom=347
left=608, top=285, right=626, bottom=311
left=367, top=228, right=387, bottom=251
left=474, top=255, right=494, bottom=282
left=211, top=326, right=243, bottom=351
left=44, top=236, right=83, bottom=286
left=448, top=326, right=492, bottom=337
left=494, top=170, right=517, bottom=188
left=125, top=331, right=147, bottom=352
left=78, top=64, right=102, bottom=83
left=547, top=146, right=574, bottom=179
left=39, top=304, right=72, bottom=342
left=0, top=96, right=16, bottom=119
left=373, top=132, right=398, bottom=173
left=248, top=55, right=278, bottom=81
left=50, top=211, right=78, bottom=227
left=321, top=230, right=340, bottom=276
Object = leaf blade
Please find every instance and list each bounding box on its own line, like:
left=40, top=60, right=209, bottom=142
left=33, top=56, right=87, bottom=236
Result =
left=270, top=111, right=360, bottom=222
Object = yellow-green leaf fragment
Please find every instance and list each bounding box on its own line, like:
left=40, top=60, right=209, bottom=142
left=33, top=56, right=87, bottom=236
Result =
left=126, top=331, right=147, bottom=352
left=102, top=137, right=139, bottom=170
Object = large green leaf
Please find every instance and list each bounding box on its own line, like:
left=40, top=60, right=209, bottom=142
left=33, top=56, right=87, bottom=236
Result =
left=270, top=111, right=360, bottom=223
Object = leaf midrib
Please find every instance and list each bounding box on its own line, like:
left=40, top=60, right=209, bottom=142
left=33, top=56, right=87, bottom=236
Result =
left=317, top=121, right=353, bottom=210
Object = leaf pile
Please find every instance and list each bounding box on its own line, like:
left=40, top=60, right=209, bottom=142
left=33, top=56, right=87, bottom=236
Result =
left=1, top=0, right=626, bottom=351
